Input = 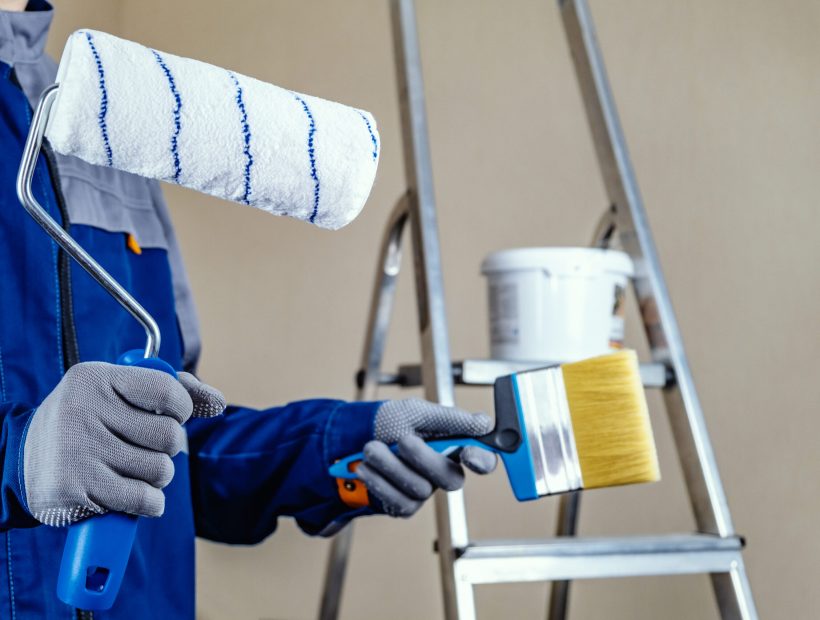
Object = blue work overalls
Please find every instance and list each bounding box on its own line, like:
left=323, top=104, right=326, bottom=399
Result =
left=0, top=3, right=377, bottom=618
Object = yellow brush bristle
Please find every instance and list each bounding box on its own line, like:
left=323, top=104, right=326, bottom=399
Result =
left=561, top=350, right=661, bottom=490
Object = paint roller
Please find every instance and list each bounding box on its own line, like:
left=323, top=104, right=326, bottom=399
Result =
left=17, top=29, right=379, bottom=610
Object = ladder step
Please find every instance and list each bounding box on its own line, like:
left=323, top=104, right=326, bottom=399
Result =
left=372, top=359, right=670, bottom=389
left=452, top=534, right=744, bottom=585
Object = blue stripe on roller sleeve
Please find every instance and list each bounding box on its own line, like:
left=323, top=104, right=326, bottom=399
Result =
left=356, top=110, right=379, bottom=161
left=228, top=72, right=254, bottom=204
left=292, top=93, right=320, bottom=224
left=82, top=31, right=113, bottom=167
left=151, top=50, right=183, bottom=183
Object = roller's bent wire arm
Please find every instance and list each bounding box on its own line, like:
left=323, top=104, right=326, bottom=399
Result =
left=16, top=84, right=161, bottom=359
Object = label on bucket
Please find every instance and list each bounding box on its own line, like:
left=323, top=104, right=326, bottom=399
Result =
left=609, top=283, right=626, bottom=348
left=489, top=282, right=519, bottom=344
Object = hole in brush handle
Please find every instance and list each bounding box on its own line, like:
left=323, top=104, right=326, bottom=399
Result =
left=474, top=374, right=523, bottom=453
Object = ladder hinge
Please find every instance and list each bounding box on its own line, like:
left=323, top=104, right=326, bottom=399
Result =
left=433, top=539, right=467, bottom=559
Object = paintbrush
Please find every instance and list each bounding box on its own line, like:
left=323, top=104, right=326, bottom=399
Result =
left=330, top=349, right=660, bottom=500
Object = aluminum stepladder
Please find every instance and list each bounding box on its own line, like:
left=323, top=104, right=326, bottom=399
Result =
left=319, top=0, right=758, bottom=618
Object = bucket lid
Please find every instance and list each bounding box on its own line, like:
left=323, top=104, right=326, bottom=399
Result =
left=481, top=247, right=633, bottom=277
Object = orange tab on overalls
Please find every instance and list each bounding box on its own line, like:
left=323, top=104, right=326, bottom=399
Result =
left=126, top=234, right=142, bottom=255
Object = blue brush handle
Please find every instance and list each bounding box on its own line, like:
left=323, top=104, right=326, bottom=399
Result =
left=330, top=375, right=546, bottom=503
left=56, top=350, right=177, bottom=611
left=328, top=438, right=493, bottom=479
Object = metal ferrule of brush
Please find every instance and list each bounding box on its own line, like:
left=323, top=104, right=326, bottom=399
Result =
left=514, top=367, right=583, bottom=495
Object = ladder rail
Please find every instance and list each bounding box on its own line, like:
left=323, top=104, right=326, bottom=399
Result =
left=546, top=492, right=581, bottom=620
left=390, top=2, right=473, bottom=617
left=559, top=0, right=734, bottom=537
left=318, top=526, right=354, bottom=620
left=318, top=197, right=410, bottom=620
left=558, top=0, right=757, bottom=616
left=546, top=198, right=620, bottom=620
left=358, top=196, right=412, bottom=400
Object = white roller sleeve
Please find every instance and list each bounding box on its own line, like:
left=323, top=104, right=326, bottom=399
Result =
left=45, top=30, right=380, bottom=230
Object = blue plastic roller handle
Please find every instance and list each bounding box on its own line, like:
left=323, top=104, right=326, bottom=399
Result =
left=56, top=349, right=177, bottom=611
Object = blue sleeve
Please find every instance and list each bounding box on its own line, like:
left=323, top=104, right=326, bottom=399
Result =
left=186, top=398, right=380, bottom=544
left=0, top=402, right=39, bottom=531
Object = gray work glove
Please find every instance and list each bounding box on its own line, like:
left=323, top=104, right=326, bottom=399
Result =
left=23, top=362, right=226, bottom=527
left=357, top=399, right=497, bottom=518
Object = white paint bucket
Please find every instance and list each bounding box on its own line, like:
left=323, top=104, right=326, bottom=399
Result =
left=481, top=247, right=633, bottom=362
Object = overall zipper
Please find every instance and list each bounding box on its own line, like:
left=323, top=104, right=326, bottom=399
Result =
left=42, top=142, right=80, bottom=370
left=9, top=69, right=79, bottom=371
left=41, top=112, right=89, bottom=620
left=39, top=112, right=87, bottom=620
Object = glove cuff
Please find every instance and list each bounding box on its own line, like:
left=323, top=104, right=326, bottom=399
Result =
left=322, top=400, right=381, bottom=464
left=4, top=403, right=41, bottom=527
left=325, top=401, right=379, bottom=509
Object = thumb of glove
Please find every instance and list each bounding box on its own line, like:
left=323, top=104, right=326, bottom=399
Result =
left=177, top=372, right=226, bottom=418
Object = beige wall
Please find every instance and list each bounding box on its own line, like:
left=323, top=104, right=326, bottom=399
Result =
left=48, top=1, right=820, bottom=618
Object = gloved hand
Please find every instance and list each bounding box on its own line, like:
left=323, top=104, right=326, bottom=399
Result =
left=22, top=362, right=226, bottom=527
left=357, top=399, right=497, bottom=518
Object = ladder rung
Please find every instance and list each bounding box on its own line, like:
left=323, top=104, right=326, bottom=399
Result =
left=452, top=534, right=743, bottom=585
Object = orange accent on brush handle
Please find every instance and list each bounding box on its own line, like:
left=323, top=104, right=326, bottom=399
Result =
left=335, top=460, right=370, bottom=509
